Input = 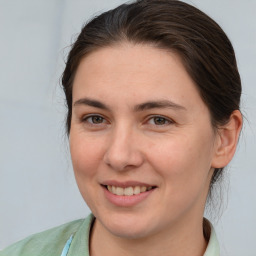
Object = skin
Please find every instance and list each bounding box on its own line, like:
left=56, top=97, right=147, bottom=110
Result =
left=69, top=43, right=242, bottom=256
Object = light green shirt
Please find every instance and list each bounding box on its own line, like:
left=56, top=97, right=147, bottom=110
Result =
left=0, top=214, right=220, bottom=256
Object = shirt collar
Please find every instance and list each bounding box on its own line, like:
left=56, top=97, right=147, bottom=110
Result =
left=203, top=218, right=220, bottom=256
left=67, top=214, right=220, bottom=256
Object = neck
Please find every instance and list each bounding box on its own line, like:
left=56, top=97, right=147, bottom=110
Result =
left=90, top=216, right=208, bottom=256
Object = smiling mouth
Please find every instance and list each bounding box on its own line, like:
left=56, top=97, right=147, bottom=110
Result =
left=104, top=185, right=156, bottom=196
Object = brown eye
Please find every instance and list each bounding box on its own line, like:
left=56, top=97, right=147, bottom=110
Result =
left=83, top=115, right=107, bottom=125
left=91, top=116, right=104, bottom=124
left=147, top=116, right=172, bottom=126
left=153, top=117, right=167, bottom=125
left=146, top=115, right=174, bottom=127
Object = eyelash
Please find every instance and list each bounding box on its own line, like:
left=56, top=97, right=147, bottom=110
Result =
left=81, top=114, right=174, bottom=127
left=82, top=115, right=109, bottom=126
left=146, top=115, right=173, bottom=126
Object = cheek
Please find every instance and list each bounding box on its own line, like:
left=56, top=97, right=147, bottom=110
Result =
left=147, top=133, right=215, bottom=217
left=148, top=131, right=215, bottom=188
left=70, top=133, right=104, bottom=179
left=69, top=133, right=106, bottom=212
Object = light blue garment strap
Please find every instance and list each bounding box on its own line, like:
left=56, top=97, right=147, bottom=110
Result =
left=60, top=234, right=74, bottom=256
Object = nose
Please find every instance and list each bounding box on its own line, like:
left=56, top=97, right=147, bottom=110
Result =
left=103, top=125, right=144, bottom=171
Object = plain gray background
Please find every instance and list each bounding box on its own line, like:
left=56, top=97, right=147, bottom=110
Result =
left=0, top=0, right=255, bottom=255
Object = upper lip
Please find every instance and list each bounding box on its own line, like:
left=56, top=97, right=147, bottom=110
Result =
left=101, top=180, right=156, bottom=188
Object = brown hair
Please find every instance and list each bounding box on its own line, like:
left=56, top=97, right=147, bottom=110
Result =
left=62, top=0, right=241, bottom=190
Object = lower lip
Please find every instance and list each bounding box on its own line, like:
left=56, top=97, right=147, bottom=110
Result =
left=102, top=186, right=155, bottom=207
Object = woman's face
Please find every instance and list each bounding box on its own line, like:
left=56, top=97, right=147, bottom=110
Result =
left=70, top=43, right=219, bottom=239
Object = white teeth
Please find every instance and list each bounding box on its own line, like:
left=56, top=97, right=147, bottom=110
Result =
left=106, top=185, right=154, bottom=196
left=134, top=186, right=140, bottom=195
left=116, top=187, right=124, bottom=196
left=124, top=187, right=133, bottom=196
left=141, top=186, right=147, bottom=192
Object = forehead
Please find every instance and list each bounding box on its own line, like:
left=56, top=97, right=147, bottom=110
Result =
left=72, top=43, right=206, bottom=113
left=74, top=43, right=184, bottom=84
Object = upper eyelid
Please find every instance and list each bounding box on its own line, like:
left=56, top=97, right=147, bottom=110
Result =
left=81, top=113, right=174, bottom=124
left=82, top=113, right=106, bottom=119
left=82, top=114, right=108, bottom=123
left=146, top=115, right=174, bottom=123
left=82, top=113, right=105, bottom=119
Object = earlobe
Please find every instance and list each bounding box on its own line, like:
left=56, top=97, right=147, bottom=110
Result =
left=211, top=110, right=243, bottom=168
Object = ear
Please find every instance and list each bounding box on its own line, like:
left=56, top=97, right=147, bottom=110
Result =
left=211, top=110, right=243, bottom=168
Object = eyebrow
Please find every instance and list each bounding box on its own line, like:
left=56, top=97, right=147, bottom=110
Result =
left=73, top=98, right=110, bottom=110
left=73, top=97, right=186, bottom=112
left=134, top=100, right=187, bottom=112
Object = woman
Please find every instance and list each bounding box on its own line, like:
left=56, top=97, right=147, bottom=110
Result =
left=0, top=0, right=242, bottom=255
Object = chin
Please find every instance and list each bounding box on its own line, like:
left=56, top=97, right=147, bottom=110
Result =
left=107, top=224, right=152, bottom=239
left=97, top=212, right=156, bottom=239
